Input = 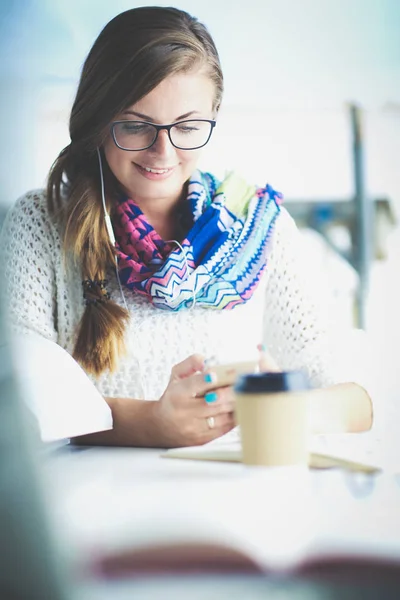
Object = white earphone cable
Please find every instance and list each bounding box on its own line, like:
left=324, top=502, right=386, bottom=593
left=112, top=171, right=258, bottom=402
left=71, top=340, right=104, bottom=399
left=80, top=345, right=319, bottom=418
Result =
left=96, top=147, right=128, bottom=312
left=96, top=147, right=149, bottom=398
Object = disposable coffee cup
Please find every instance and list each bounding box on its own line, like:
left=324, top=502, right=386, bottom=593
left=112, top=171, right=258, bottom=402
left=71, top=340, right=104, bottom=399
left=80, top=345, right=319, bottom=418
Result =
left=234, top=371, right=311, bottom=467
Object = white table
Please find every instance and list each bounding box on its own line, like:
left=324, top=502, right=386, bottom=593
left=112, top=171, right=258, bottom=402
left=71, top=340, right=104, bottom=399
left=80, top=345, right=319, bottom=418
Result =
left=42, top=444, right=400, bottom=581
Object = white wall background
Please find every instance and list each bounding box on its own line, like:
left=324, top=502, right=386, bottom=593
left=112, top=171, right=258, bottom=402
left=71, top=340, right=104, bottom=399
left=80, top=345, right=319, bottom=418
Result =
left=1, top=0, right=399, bottom=206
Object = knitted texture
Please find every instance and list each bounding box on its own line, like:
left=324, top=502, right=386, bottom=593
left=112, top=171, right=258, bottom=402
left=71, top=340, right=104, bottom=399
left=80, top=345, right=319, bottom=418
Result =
left=0, top=190, right=370, bottom=403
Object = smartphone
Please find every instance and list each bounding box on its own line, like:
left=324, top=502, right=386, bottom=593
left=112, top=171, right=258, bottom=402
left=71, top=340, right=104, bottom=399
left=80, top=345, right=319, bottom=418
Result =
left=206, top=360, right=259, bottom=389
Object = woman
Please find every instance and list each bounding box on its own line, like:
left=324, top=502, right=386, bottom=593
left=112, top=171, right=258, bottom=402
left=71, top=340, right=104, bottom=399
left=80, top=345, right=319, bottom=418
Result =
left=0, top=6, right=373, bottom=447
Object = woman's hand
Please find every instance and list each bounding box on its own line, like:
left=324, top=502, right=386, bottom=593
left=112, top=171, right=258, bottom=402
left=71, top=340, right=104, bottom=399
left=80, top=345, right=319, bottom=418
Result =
left=153, top=354, right=235, bottom=448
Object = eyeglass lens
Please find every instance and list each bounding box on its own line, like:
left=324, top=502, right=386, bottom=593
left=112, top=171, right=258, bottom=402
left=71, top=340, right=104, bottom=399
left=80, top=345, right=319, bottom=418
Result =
left=113, top=120, right=213, bottom=150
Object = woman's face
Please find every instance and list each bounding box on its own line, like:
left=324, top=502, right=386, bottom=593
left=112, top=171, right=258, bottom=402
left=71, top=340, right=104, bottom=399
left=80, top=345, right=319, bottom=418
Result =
left=103, top=69, right=216, bottom=205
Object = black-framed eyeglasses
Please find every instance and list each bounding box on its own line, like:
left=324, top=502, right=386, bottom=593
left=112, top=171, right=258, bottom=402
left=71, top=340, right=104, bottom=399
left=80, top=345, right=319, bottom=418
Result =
left=111, top=119, right=216, bottom=151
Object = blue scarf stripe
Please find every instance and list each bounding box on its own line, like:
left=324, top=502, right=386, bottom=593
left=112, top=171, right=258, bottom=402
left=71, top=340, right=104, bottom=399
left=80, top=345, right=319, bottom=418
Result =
left=117, top=169, right=282, bottom=311
left=225, top=201, right=280, bottom=281
left=201, top=194, right=277, bottom=278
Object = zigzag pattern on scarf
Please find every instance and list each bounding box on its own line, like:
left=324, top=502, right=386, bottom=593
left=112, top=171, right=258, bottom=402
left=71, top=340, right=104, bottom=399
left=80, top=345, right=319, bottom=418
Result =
left=151, top=275, right=244, bottom=311
left=113, top=170, right=282, bottom=311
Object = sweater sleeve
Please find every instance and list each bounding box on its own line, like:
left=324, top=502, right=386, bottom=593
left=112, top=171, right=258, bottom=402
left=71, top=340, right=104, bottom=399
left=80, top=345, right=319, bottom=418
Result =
left=262, top=208, right=378, bottom=403
left=0, top=190, right=58, bottom=342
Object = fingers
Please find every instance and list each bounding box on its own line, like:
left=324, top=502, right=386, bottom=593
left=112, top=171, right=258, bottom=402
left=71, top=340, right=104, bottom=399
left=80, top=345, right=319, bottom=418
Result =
left=170, top=353, right=206, bottom=381
left=200, top=411, right=235, bottom=444
left=170, top=406, right=235, bottom=448
left=172, top=369, right=224, bottom=401
left=165, top=350, right=283, bottom=448
left=204, top=412, right=234, bottom=430
left=197, top=387, right=235, bottom=418
left=166, top=377, right=234, bottom=421
left=173, top=371, right=236, bottom=411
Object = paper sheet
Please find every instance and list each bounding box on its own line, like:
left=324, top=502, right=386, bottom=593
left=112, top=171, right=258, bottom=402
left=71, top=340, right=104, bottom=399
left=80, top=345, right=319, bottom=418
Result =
left=163, top=428, right=394, bottom=473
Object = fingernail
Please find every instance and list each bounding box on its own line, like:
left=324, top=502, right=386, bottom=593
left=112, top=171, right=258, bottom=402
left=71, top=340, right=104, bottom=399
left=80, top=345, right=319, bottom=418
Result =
left=257, top=343, right=266, bottom=352
left=204, top=372, right=217, bottom=384
left=204, top=391, right=218, bottom=404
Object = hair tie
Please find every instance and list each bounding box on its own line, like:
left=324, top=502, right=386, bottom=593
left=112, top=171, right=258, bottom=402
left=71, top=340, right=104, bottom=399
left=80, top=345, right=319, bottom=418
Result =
left=82, top=279, right=111, bottom=306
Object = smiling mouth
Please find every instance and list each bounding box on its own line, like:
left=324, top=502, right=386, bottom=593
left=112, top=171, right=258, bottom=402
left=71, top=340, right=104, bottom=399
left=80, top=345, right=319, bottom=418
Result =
left=137, top=165, right=175, bottom=174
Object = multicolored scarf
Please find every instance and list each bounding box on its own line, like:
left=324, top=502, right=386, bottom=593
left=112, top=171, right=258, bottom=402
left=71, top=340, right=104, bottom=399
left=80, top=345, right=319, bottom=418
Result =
left=112, top=170, right=282, bottom=311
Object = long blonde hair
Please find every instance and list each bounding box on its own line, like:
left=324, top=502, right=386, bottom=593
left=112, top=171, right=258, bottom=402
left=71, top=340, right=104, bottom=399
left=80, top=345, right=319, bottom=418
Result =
left=47, top=6, right=224, bottom=376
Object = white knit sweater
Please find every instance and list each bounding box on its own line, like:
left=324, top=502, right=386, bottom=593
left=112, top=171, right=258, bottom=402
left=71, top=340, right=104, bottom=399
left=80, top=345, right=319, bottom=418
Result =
left=0, top=190, right=371, bottom=405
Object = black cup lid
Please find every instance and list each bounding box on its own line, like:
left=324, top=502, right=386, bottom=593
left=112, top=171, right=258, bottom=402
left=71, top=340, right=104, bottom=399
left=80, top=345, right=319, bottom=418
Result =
left=234, top=371, right=310, bottom=394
